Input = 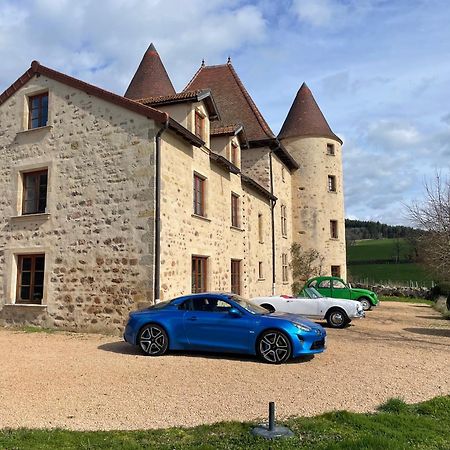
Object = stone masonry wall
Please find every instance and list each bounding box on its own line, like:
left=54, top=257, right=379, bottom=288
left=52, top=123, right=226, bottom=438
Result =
left=159, top=120, right=275, bottom=300
left=0, top=75, right=157, bottom=334
left=282, top=136, right=347, bottom=281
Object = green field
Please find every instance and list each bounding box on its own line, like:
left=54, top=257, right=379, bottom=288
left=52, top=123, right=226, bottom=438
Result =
left=346, top=239, right=432, bottom=286
left=347, top=238, right=414, bottom=262
left=1, top=396, right=449, bottom=449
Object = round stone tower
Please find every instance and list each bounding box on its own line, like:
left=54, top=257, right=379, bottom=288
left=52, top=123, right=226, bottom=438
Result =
left=279, top=83, right=347, bottom=280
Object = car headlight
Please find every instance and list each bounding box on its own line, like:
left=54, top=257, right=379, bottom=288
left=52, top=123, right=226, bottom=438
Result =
left=293, top=322, right=311, bottom=332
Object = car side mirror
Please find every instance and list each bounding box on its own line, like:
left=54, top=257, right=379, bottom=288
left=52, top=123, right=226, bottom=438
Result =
left=229, top=307, right=241, bottom=317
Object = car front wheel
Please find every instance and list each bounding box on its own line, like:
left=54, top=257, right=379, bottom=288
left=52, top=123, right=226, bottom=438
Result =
left=358, top=297, right=372, bottom=311
left=326, top=309, right=349, bottom=328
left=257, top=329, right=292, bottom=364
left=138, top=324, right=169, bottom=356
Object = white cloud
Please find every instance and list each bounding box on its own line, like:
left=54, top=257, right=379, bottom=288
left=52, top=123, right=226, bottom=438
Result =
left=366, top=120, right=422, bottom=149
left=291, top=0, right=376, bottom=28
left=291, top=0, right=333, bottom=26
left=0, top=0, right=267, bottom=94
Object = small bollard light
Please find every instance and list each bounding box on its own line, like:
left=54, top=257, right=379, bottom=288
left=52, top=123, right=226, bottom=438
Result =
left=251, top=402, right=294, bottom=440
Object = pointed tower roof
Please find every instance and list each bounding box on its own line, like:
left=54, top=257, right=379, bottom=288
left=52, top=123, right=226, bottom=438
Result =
left=124, top=43, right=176, bottom=99
left=278, top=83, right=342, bottom=144
left=183, top=62, right=275, bottom=142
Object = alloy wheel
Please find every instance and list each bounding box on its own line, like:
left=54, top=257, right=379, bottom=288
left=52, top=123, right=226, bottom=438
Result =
left=259, top=331, right=291, bottom=364
left=139, top=325, right=168, bottom=356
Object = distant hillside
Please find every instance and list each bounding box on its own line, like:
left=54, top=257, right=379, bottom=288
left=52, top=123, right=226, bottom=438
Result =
left=346, top=238, right=431, bottom=286
left=345, top=219, right=417, bottom=241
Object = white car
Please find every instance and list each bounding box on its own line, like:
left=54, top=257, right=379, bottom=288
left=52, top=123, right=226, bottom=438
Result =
left=252, top=287, right=365, bottom=328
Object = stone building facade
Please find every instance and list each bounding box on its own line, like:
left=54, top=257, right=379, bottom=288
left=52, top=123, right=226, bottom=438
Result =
left=0, top=45, right=346, bottom=334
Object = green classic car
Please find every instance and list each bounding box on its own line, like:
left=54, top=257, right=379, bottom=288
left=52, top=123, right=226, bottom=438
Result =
left=304, top=276, right=379, bottom=311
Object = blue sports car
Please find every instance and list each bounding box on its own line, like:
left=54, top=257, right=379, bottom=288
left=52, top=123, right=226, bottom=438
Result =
left=124, top=293, right=326, bottom=364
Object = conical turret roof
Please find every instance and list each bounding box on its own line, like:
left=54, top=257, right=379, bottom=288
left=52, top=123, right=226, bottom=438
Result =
left=124, top=43, right=176, bottom=100
left=278, top=83, right=342, bottom=144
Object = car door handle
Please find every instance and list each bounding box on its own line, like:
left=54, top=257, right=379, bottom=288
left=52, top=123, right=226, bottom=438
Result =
left=188, top=316, right=198, bottom=321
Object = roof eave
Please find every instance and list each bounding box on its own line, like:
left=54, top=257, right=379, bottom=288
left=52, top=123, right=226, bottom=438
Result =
left=168, top=117, right=204, bottom=147
left=241, top=174, right=277, bottom=201
left=209, top=152, right=240, bottom=174
left=0, top=61, right=203, bottom=148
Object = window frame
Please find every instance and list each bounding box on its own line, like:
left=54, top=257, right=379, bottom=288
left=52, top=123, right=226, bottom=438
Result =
left=331, top=265, right=341, bottom=277
left=192, top=256, right=208, bottom=293
left=258, top=213, right=264, bottom=243
left=258, top=261, right=264, bottom=280
left=28, top=92, right=49, bottom=129
left=16, top=254, right=46, bottom=304
left=281, top=204, right=287, bottom=237
left=193, top=173, right=206, bottom=217
left=194, top=110, right=205, bottom=140
left=282, top=253, right=288, bottom=283
left=21, top=168, right=48, bottom=215
left=231, top=142, right=239, bottom=166
left=330, top=220, right=338, bottom=239
left=231, top=192, right=239, bottom=228
left=231, top=259, right=241, bottom=295
left=328, top=175, right=337, bottom=192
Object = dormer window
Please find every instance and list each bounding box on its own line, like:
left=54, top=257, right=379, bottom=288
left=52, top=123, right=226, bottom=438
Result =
left=194, top=111, right=205, bottom=140
left=28, top=92, right=48, bottom=129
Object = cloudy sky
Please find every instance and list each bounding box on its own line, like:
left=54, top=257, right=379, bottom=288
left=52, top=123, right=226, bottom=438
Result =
left=1, top=0, right=449, bottom=225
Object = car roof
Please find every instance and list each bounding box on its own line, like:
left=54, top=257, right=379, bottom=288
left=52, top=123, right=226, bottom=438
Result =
left=171, top=292, right=235, bottom=303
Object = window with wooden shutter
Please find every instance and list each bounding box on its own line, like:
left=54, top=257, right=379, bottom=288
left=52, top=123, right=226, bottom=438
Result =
left=231, top=260, right=241, bottom=294
left=16, top=254, right=45, bottom=304
left=192, top=256, right=208, bottom=293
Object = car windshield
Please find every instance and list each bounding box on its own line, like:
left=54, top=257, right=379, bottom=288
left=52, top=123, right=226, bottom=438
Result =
left=298, top=287, right=324, bottom=299
left=231, top=295, right=269, bottom=315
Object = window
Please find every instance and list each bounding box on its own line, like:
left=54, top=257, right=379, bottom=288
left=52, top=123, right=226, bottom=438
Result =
left=282, top=253, right=288, bottom=283
left=281, top=167, right=285, bottom=182
left=318, top=279, right=331, bottom=288
left=231, top=259, right=241, bottom=294
left=258, top=262, right=264, bottom=280
left=194, top=111, right=205, bottom=140
left=327, top=143, right=335, bottom=155
left=16, top=254, right=45, bottom=304
left=281, top=205, right=287, bottom=237
left=258, top=213, right=264, bottom=243
left=28, top=92, right=48, bottom=129
left=330, top=220, right=338, bottom=239
left=231, top=142, right=239, bottom=166
left=22, top=169, right=48, bottom=215
left=231, top=193, right=239, bottom=227
left=331, top=266, right=341, bottom=277
left=328, top=175, right=337, bottom=192
left=192, top=256, right=207, bottom=293
left=186, top=297, right=233, bottom=313
left=193, top=174, right=205, bottom=216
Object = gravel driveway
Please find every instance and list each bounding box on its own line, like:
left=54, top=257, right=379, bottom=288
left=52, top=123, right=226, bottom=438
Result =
left=0, top=302, right=449, bottom=431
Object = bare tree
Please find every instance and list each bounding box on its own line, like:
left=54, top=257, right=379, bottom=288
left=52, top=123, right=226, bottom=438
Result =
left=290, top=243, right=325, bottom=294
left=407, top=173, right=450, bottom=281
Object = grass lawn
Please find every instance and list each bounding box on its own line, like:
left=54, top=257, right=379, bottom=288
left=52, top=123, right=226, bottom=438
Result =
left=347, top=238, right=414, bottom=262
left=348, top=262, right=431, bottom=285
left=1, top=396, right=449, bottom=449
